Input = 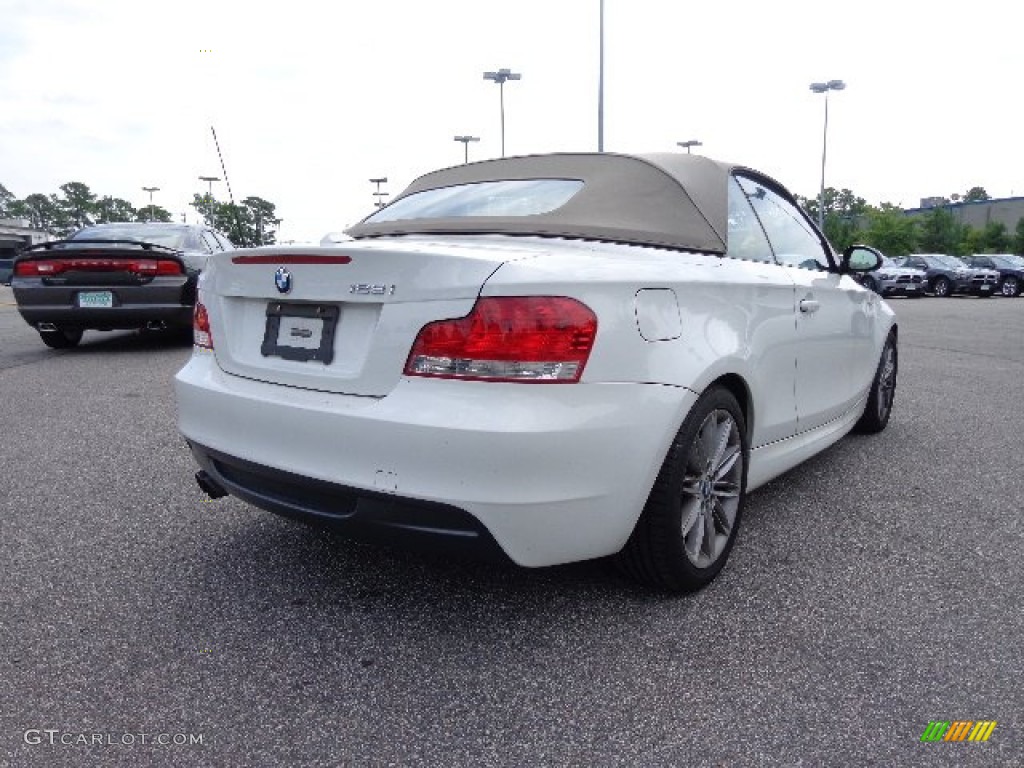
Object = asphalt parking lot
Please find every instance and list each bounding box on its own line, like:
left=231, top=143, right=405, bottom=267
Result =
left=1, top=286, right=1021, bottom=767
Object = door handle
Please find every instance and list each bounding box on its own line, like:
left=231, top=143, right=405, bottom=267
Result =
left=799, top=298, right=820, bottom=314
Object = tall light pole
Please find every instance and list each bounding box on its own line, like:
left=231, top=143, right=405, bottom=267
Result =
left=142, top=186, right=160, bottom=222
left=370, top=177, right=388, bottom=209
left=598, top=0, right=604, bottom=152
left=677, top=140, right=702, bottom=154
left=809, top=79, right=845, bottom=231
left=483, top=68, right=521, bottom=158
left=454, top=135, right=480, bottom=164
left=198, top=175, right=220, bottom=228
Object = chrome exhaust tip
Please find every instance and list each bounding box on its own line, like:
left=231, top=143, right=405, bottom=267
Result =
left=145, top=320, right=167, bottom=332
left=37, top=322, right=58, bottom=332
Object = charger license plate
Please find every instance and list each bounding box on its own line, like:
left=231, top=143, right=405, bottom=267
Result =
left=77, top=291, right=113, bottom=308
left=261, top=303, right=339, bottom=364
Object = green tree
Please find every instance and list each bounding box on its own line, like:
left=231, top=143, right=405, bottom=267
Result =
left=95, top=196, right=137, bottom=223
left=58, top=181, right=97, bottom=230
left=958, top=225, right=984, bottom=256
left=134, top=204, right=172, bottom=223
left=190, top=193, right=221, bottom=230
left=241, top=196, right=279, bottom=246
left=980, top=221, right=1009, bottom=253
left=861, top=204, right=917, bottom=256
left=1015, top=218, right=1024, bottom=255
left=963, top=186, right=990, bottom=202
left=798, top=187, right=869, bottom=250
left=0, top=182, right=15, bottom=217
left=13, top=193, right=63, bottom=233
left=190, top=193, right=280, bottom=246
left=918, top=206, right=960, bottom=253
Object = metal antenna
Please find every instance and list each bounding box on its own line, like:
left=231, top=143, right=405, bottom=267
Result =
left=210, top=126, right=236, bottom=204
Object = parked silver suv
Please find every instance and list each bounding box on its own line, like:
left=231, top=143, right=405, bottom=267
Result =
left=860, top=257, right=926, bottom=297
left=896, top=254, right=1000, bottom=297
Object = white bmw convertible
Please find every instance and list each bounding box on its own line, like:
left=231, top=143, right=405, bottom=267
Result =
left=175, top=153, right=897, bottom=592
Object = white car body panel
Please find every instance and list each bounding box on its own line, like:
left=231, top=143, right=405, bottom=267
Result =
left=177, top=353, right=697, bottom=566
left=176, top=231, right=895, bottom=567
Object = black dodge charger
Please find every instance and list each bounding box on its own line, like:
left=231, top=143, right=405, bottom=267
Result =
left=11, top=222, right=233, bottom=348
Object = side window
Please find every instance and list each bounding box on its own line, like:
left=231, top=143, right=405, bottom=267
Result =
left=200, top=232, right=219, bottom=253
left=211, top=231, right=234, bottom=251
left=725, top=176, right=774, bottom=263
left=736, top=176, right=831, bottom=271
left=182, top=230, right=205, bottom=252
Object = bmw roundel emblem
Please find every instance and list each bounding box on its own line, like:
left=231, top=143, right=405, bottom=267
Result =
left=274, top=267, right=292, bottom=294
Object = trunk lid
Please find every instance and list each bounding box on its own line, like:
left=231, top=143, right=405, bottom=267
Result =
left=204, top=237, right=539, bottom=396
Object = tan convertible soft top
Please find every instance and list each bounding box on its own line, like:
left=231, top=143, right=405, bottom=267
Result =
left=346, top=152, right=775, bottom=254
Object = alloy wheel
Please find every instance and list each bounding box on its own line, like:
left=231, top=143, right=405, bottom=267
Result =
left=679, top=409, right=743, bottom=568
left=1002, top=277, right=1019, bottom=297
left=876, top=342, right=897, bottom=422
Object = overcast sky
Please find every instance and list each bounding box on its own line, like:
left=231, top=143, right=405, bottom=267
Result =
left=2, top=0, right=1022, bottom=242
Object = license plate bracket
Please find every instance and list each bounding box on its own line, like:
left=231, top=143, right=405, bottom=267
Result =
left=77, top=291, right=114, bottom=308
left=261, top=303, right=339, bottom=364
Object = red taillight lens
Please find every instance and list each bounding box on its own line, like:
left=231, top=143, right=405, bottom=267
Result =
left=14, top=261, right=51, bottom=276
left=13, top=257, right=183, bottom=276
left=405, top=297, right=597, bottom=383
left=193, top=301, right=213, bottom=349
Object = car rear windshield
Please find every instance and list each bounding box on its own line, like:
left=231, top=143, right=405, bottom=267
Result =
left=365, top=179, right=584, bottom=222
left=67, top=226, right=189, bottom=249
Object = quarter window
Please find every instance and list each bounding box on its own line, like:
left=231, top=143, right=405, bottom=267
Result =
left=736, top=176, right=831, bottom=271
left=725, top=176, right=773, bottom=263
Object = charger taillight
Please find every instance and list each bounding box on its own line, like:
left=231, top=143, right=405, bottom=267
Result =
left=14, top=258, right=182, bottom=276
left=404, top=297, right=597, bottom=383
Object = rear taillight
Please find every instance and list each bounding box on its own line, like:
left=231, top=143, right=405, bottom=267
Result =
left=13, top=258, right=182, bottom=276
left=193, top=301, right=213, bottom=349
left=404, top=297, right=597, bottom=383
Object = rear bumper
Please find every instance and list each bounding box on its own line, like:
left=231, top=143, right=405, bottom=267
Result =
left=191, top=442, right=514, bottom=563
left=13, top=275, right=194, bottom=329
left=175, top=352, right=696, bottom=567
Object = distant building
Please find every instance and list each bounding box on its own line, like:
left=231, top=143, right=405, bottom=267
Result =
left=905, top=197, right=1024, bottom=230
left=0, top=218, right=53, bottom=260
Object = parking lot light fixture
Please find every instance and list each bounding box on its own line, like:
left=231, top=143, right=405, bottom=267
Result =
left=483, top=68, right=521, bottom=158
left=809, top=79, right=846, bottom=230
left=370, top=178, right=388, bottom=209
left=198, top=176, right=221, bottom=228
left=142, top=186, right=160, bottom=222
left=454, top=135, right=480, bottom=164
left=677, top=140, right=702, bottom=154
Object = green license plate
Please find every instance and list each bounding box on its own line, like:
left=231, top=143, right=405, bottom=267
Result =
left=77, top=291, right=114, bottom=308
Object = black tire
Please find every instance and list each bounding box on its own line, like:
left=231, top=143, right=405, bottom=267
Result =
left=854, top=332, right=897, bottom=434
left=1000, top=277, right=1020, bottom=297
left=931, top=277, right=951, bottom=297
left=38, top=328, right=83, bottom=349
left=615, top=387, right=748, bottom=593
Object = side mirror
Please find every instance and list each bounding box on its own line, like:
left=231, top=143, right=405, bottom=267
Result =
left=842, top=244, right=883, bottom=273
